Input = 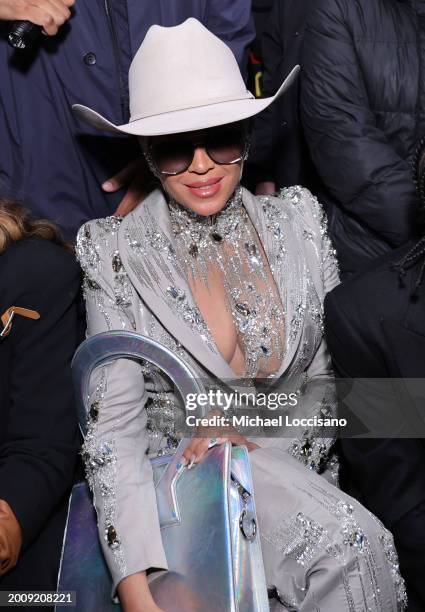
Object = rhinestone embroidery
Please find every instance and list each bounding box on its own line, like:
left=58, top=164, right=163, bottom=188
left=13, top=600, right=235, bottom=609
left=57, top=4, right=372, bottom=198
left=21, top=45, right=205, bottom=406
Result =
left=77, top=216, right=123, bottom=277
left=145, top=394, right=180, bottom=456
left=125, top=220, right=217, bottom=352
left=112, top=251, right=133, bottom=308
left=77, top=217, right=134, bottom=330
left=289, top=385, right=337, bottom=473
left=380, top=532, right=408, bottom=610
left=168, top=187, right=286, bottom=378
left=296, top=480, right=407, bottom=611
left=81, top=371, right=126, bottom=577
left=263, top=511, right=338, bottom=567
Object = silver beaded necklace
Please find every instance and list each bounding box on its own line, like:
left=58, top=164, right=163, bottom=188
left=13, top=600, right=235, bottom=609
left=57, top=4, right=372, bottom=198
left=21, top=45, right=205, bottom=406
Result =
left=169, top=187, right=285, bottom=378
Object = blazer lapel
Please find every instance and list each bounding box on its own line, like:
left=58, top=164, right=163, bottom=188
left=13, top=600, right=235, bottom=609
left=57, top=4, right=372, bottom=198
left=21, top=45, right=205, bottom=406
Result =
left=119, top=188, right=310, bottom=383
left=118, top=189, right=236, bottom=380
left=242, top=189, right=307, bottom=380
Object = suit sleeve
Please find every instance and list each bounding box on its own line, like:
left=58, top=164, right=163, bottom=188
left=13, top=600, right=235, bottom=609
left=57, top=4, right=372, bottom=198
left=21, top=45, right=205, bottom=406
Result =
left=206, top=0, right=255, bottom=76
left=253, top=190, right=339, bottom=477
left=0, top=250, right=80, bottom=551
left=300, top=0, right=418, bottom=247
left=291, top=189, right=340, bottom=473
left=76, top=220, right=167, bottom=597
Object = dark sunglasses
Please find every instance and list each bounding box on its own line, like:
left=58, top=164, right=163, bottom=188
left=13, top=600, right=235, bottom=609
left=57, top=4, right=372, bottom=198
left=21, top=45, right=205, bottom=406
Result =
left=145, top=125, right=249, bottom=176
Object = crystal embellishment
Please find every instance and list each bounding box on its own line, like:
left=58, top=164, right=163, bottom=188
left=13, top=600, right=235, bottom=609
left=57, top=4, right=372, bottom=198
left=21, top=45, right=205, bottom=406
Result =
left=89, top=401, right=99, bottom=422
left=106, top=525, right=120, bottom=549
left=168, top=186, right=286, bottom=377
left=263, top=511, right=333, bottom=567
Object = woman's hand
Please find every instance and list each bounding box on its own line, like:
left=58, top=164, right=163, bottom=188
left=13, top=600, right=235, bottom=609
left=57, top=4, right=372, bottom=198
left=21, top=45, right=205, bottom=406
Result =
left=0, top=499, right=22, bottom=577
left=117, top=572, right=164, bottom=612
left=0, top=0, right=74, bottom=36
left=181, top=412, right=259, bottom=468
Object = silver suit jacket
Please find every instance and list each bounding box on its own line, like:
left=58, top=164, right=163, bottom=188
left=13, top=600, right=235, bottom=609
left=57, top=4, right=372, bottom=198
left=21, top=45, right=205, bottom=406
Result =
left=76, top=186, right=342, bottom=594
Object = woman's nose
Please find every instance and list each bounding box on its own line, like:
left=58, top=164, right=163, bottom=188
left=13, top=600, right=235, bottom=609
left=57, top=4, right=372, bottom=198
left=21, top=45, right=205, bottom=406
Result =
left=188, top=146, right=215, bottom=173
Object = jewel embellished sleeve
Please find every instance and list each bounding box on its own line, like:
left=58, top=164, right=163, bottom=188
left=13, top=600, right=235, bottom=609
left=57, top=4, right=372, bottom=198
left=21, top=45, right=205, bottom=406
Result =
left=288, top=187, right=340, bottom=475
left=76, top=217, right=168, bottom=597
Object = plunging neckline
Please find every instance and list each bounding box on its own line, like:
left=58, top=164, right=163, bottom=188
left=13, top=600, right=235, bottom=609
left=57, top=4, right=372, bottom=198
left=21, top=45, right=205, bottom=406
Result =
left=169, top=193, right=286, bottom=380
left=119, top=187, right=310, bottom=385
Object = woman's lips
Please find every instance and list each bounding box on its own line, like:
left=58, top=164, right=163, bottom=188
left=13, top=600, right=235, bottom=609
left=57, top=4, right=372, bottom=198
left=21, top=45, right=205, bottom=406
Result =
left=185, top=177, right=223, bottom=198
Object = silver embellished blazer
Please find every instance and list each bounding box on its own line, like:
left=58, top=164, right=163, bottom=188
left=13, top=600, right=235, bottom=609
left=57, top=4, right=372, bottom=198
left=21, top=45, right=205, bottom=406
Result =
left=76, top=186, right=340, bottom=593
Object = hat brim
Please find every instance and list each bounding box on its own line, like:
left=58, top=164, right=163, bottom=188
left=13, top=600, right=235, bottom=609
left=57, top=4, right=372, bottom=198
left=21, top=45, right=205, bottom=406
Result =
left=73, top=66, right=300, bottom=137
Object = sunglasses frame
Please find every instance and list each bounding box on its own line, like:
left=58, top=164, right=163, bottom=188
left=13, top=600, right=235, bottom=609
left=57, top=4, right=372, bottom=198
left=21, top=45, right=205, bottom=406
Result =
left=144, top=125, right=251, bottom=177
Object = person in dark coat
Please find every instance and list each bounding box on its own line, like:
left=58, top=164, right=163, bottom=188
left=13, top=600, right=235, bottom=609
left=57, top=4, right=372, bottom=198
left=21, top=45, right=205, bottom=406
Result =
left=246, top=0, right=317, bottom=195
left=301, top=0, right=424, bottom=277
left=0, top=200, right=81, bottom=610
left=246, top=0, right=273, bottom=99
left=251, top=0, right=274, bottom=45
left=0, top=0, right=254, bottom=240
left=325, top=140, right=425, bottom=611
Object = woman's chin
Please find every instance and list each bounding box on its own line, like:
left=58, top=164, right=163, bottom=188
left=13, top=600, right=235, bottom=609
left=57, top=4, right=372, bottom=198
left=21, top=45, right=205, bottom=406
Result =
left=190, top=200, right=228, bottom=216
left=179, top=194, right=230, bottom=216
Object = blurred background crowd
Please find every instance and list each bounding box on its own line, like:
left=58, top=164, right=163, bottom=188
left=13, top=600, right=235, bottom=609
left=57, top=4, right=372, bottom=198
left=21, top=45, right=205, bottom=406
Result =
left=247, top=0, right=424, bottom=279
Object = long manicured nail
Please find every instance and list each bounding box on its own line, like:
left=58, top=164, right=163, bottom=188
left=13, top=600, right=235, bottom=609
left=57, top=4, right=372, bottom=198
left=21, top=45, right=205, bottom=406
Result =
left=208, top=437, right=218, bottom=449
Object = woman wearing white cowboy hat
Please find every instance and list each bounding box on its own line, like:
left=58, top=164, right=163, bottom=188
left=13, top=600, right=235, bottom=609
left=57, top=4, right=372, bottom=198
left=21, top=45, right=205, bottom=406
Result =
left=74, top=18, right=406, bottom=612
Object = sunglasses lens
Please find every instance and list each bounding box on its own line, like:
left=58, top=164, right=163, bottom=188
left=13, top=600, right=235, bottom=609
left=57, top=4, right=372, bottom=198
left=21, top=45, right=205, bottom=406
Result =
left=207, top=128, right=246, bottom=164
left=148, top=125, right=247, bottom=175
left=150, top=139, right=194, bottom=174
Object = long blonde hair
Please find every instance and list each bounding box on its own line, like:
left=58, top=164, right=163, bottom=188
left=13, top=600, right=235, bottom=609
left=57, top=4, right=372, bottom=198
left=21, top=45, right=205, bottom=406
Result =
left=0, top=199, right=68, bottom=254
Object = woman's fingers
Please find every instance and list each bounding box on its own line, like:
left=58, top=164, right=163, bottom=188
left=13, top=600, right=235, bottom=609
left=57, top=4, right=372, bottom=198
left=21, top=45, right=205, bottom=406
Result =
left=181, top=438, right=207, bottom=466
left=181, top=437, right=227, bottom=468
left=182, top=439, right=204, bottom=467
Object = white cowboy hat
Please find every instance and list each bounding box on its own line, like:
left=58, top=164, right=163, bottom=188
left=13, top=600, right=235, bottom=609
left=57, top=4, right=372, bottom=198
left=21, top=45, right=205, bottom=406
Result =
left=73, top=18, right=299, bottom=137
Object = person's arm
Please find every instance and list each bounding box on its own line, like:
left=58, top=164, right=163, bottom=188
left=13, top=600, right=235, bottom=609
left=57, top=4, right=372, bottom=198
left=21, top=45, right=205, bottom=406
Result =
left=289, top=188, right=340, bottom=469
left=0, top=245, right=80, bottom=569
left=205, top=0, right=255, bottom=74
left=300, top=0, right=419, bottom=247
left=76, top=220, right=167, bottom=610
left=252, top=189, right=339, bottom=470
left=0, top=0, right=74, bottom=36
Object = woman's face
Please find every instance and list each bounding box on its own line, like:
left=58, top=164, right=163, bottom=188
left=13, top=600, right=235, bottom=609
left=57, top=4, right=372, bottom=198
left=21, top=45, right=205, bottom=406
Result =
left=145, top=123, right=246, bottom=216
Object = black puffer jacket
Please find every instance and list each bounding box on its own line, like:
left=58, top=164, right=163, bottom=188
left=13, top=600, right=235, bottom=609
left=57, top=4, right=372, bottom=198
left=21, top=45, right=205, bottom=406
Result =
left=301, top=0, right=425, bottom=276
